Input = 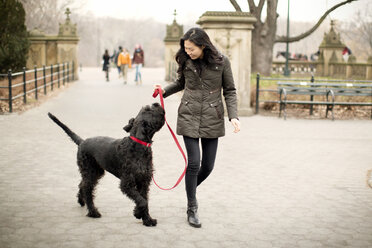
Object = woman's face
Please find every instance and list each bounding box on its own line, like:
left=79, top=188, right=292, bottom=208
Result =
left=184, top=40, right=204, bottom=60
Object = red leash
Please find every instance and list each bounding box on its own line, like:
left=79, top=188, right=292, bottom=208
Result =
left=152, top=88, right=187, bottom=190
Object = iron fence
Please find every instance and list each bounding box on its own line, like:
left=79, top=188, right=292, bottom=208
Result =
left=0, top=62, right=75, bottom=112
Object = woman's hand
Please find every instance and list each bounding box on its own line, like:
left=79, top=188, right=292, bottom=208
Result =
left=231, top=118, right=240, bottom=133
left=153, top=84, right=165, bottom=95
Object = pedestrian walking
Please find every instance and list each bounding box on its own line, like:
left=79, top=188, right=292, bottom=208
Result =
left=102, top=49, right=111, bottom=82
left=114, top=46, right=122, bottom=77
left=153, top=27, right=240, bottom=228
left=117, top=48, right=132, bottom=84
left=133, top=44, right=144, bottom=85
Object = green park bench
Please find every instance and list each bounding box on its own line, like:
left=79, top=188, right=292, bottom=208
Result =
left=277, top=81, right=372, bottom=120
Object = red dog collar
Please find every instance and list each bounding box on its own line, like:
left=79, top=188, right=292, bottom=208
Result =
left=130, top=136, right=151, bottom=147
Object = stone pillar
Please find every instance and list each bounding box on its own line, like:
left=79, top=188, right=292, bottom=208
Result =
left=26, top=8, right=79, bottom=79
left=329, top=51, right=338, bottom=76
left=318, top=21, right=346, bottom=77
left=197, top=11, right=256, bottom=116
left=164, top=10, right=183, bottom=81
left=346, top=55, right=356, bottom=78
left=57, top=8, right=79, bottom=79
left=27, top=29, right=47, bottom=69
left=366, top=56, right=372, bottom=80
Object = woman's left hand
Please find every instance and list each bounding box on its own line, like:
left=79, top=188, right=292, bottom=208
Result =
left=231, top=118, right=240, bottom=133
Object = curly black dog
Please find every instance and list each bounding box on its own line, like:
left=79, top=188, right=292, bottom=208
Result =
left=48, top=103, right=165, bottom=226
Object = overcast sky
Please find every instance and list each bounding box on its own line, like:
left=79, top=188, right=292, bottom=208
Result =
left=81, top=0, right=370, bottom=24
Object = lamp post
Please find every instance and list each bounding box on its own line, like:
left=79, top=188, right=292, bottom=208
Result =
left=284, top=0, right=290, bottom=76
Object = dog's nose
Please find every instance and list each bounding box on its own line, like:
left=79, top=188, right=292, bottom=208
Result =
left=152, top=103, right=160, bottom=107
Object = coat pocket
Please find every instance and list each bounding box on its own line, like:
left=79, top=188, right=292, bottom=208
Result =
left=178, top=99, right=191, bottom=115
left=209, top=99, right=223, bottom=120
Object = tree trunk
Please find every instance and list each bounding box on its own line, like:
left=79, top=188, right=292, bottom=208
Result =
left=250, top=0, right=278, bottom=75
left=251, top=23, right=276, bottom=75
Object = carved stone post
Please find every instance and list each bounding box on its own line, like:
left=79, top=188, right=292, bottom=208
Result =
left=197, top=11, right=256, bottom=116
left=329, top=51, right=338, bottom=76
left=346, top=55, right=356, bottom=78
left=27, top=8, right=79, bottom=80
left=57, top=8, right=79, bottom=80
left=366, top=56, right=372, bottom=80
left=27, top=29, right=47, bottom=69
left=164, top=10, right=183, bottom=81
left=318, top=21, right=345, bottom=77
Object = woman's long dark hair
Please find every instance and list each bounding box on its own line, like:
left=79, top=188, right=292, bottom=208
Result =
left=175, top=27, right=223, bottom=73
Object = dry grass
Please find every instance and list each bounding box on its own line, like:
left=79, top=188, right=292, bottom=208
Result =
left=0, top=83, right=71, bottom=114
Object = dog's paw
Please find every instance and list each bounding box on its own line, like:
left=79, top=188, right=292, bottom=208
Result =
left=77, top=198, right=85, bottom=207
left=133, top=207, right=143, bottom=219
left=143, top=217, right=157, bottom=227
left=87, top=210, right=101, bottom=218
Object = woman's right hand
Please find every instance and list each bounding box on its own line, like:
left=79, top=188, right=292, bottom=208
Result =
left=153, top=84, right=165, bottom=95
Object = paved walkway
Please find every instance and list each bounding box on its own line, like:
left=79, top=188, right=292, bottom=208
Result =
left=1, top=67, right=372, bottom=248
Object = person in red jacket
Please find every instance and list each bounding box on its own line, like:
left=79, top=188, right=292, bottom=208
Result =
left=133, top=44, right=144, bottom=85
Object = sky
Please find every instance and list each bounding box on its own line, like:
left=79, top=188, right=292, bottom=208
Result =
left=81, top=0, right=370, bottom=24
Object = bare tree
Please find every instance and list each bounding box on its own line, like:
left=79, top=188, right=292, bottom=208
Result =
left=20, top=0, right=84, bottom=34
left=229, top=0, right=357, bottom=75
left=76, top=15, right=165, bottom=67
left=355, top=9, right=372, bottom=55
left=338, top=5, right=372, bottom=61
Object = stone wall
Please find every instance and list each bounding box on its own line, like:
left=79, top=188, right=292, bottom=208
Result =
left=26, top=8, right=79, bottom=78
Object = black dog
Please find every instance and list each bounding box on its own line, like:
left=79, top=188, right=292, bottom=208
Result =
left=48, top=103, right=165, bottom=226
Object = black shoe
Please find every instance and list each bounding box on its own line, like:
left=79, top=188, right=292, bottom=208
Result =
left=187, top=201, right=201, bottom=228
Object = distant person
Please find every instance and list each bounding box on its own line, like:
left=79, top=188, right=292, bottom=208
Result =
left=102, top=49, right=110, bottom=82
left=117, top=48, right=132, bottom=84
left=133, top=44, right=144, bottom=85
left=114, top=46, right=123, bottom=77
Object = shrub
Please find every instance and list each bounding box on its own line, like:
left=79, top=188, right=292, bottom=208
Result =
left=0, top=0, right=29, bottom=73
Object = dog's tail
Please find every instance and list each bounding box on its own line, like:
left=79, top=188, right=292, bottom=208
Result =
left=48, top=112, right=84, bottom=145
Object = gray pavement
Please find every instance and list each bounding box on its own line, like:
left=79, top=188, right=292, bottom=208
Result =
left=1, top=67, right=372, bottom=248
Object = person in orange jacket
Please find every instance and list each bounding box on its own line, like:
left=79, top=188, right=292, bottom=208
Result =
left=117, top=48, right=132, bottom=84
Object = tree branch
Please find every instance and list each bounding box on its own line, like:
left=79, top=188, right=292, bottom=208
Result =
left=247, top=0, right=256, bottom=12
left=247, top=0, right=265, bottom=14
left=247, top=0, right=266, bottom=21
left=275, top=0, right=358, bottom=43
left=229, top=0, right=242, bottom=12
left=257, top=0, right=266, bottom=16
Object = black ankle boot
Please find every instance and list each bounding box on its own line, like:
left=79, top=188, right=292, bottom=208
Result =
left=187, top=200, right=201, bottom=228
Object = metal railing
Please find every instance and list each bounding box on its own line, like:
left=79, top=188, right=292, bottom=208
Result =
left=255, top=73, right=372, bottom=114
left=0, top=62, right=75, bottom=112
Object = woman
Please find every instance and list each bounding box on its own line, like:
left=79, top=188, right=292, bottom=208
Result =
left=154, top=27, right=240, bottom=228
left=133, top=44, right=144, bottom=85
left=102, top=49, right=110, bottom=81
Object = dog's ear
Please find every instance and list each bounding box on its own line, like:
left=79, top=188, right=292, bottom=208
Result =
left=123, top=118, right=135, bottom=132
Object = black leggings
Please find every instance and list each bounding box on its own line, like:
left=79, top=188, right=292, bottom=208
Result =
left=183, top=136, right=218, bottom=203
